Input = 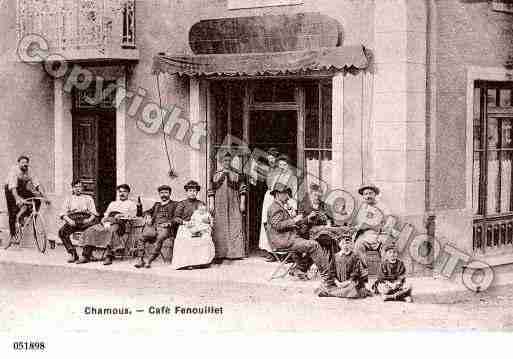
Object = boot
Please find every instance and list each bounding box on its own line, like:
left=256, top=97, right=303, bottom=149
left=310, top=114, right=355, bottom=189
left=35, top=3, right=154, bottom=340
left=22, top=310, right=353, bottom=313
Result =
left=145, top=252, right=159, bottom=268
left=76, top=257, right=90, bottom=264
left=288, top=267, right=309, bottom=281
left=67, top=250, right=79, bottom=263
left=103, top=255, right=113, bottom=265
left=134, top=257, right=145, bottom=269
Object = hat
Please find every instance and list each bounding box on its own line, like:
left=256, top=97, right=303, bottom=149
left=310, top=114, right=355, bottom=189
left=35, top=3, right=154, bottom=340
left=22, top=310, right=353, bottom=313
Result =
left=157, top=185, right=172, bottom=192
left=382, top=240, right=397, bottom=253
left=267, top=147, right=279, bottom=157
left=358, top=183, right=380, bottom=195
left=184, top=180, right=201, bottom=191
left=116, top=183, right=131, bottom=192
left=277, top=154, right=290, bottom=163
left=270, top=182, right=292, bottom=197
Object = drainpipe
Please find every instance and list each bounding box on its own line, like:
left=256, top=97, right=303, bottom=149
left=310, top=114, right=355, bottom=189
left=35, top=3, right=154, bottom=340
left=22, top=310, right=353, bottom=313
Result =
left=425, top=0, right=436, bottom=270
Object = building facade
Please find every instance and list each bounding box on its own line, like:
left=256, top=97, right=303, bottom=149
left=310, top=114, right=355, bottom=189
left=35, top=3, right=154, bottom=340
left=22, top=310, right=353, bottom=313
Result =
left=1, top=0, right=513, bottom=273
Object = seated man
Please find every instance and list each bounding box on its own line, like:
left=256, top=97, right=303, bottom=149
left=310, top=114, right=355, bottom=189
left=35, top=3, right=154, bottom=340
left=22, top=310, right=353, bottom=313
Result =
left=353, top=183, right=391, bottom=261
left=331, top=238, right=372, bottom=299
left=372, top=241, right=413, bottom=302
left=267, top=182, right=344, bottom=298
left=134, top=185, right=178, bottom=269
left=291, top=183, right=334, bottom=279
left=77, top=184, right=137, bottom=265
left=58, top=180, right=98, bottom=263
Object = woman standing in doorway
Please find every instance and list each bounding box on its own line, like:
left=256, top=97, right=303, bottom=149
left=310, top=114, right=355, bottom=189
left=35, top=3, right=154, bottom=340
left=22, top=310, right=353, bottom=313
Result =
left=211, top=152, right=247, bottom=259
left=258, top=148, right=281, bottom=261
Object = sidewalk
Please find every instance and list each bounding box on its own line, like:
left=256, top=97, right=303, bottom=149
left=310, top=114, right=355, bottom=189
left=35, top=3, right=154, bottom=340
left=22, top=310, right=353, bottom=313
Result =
left=2, top=244, right=513, bottom=303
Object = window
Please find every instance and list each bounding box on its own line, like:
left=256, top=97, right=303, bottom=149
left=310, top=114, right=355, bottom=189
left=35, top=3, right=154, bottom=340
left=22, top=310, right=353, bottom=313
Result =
left=122, top=0, right=136, bottom=48
left=473, top=81, right=513, bottom=252
left=304, top=81, right=332, bottom=191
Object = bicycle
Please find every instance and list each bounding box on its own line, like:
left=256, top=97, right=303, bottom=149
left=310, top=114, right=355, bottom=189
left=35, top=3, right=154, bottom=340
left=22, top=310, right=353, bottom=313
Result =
left=3, top=197, right=49, bottom=253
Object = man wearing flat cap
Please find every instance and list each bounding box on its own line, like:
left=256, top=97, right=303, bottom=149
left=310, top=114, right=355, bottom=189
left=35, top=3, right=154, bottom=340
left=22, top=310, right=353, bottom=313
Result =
left=267, top=182, right=345, bottom=297
left=353, top=183, right=391, bottom=260
left=134, top=185, right=178, bottom=268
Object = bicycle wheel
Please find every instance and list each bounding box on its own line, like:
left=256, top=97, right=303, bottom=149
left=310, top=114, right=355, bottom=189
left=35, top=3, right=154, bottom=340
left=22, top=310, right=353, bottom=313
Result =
left=32, top=214, right=47, bottom=253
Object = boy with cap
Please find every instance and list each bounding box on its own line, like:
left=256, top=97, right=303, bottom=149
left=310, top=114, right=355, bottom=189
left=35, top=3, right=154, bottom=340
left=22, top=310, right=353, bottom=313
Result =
left=134, top=185, right=178, bottom=269
left=372, top=241, right=413, bottom=302
left=330, top=238, right=372, bottom=299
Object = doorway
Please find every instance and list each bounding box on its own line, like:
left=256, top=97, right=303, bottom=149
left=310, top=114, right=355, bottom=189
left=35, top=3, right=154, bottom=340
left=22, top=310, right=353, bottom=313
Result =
left=209, top=79, right=301, bottom=254
left=248, top=110, right=298, bottom=253
left=72, top=85, right=117, bottom=215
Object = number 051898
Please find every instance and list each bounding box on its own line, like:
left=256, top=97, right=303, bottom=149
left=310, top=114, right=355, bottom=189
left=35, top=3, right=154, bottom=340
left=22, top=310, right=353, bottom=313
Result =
left=12, top=341, right=46, bottom=350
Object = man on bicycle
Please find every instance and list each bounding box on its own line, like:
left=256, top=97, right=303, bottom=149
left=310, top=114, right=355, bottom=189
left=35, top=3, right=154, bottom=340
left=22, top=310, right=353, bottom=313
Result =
left=4, top=155, right=51, bottom=246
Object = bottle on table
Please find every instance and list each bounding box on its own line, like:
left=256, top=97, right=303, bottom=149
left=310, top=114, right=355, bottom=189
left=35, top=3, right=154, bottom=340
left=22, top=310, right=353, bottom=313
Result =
left=136, top=196, right=143, bottom=217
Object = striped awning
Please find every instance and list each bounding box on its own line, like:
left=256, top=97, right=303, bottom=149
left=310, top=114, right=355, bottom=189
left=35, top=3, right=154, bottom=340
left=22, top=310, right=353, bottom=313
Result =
left=152, top=45, right=369, bottom=77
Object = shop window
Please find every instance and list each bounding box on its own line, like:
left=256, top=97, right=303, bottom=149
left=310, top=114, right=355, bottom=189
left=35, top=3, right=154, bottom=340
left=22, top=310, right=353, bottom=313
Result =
left=473, top=81, right=513, bottom=252
left=304, top=81, right=332, bottom=190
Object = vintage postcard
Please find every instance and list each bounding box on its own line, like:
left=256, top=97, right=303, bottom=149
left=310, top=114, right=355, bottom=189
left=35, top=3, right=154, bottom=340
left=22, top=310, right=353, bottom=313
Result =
left=1, top=0, right=513, bottom=356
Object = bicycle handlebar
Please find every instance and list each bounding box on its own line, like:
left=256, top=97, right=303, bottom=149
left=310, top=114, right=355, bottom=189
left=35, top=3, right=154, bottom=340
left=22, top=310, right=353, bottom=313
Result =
left=20, top=197, right=48, bottom=205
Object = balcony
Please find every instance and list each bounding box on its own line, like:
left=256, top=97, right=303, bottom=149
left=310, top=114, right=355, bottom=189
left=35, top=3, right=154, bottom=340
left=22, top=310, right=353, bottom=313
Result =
left=17, top=0, right=139, bottom=62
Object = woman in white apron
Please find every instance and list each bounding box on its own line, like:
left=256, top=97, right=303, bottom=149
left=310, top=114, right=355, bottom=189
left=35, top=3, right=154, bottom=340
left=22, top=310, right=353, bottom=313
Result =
left=258, top=148, right=279, bottom=258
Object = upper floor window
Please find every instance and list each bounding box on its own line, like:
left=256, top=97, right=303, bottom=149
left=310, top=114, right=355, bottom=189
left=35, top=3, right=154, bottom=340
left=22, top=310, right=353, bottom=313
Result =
left=228, top=0, right=303, bottom=10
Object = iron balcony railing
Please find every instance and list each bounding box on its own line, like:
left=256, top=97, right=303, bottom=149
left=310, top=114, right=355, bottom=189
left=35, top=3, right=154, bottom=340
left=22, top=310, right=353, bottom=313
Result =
left=17, top=0, right=136, bottom=55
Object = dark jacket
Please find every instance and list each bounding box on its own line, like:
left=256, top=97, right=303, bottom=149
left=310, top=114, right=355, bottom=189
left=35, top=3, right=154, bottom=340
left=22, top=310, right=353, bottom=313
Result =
left=334, top=251, right=369, bottom=287
left=145, top=201, right=178, bottom=223
left=266, top=199, right=298, bottom=250
left=173, top=198, right=205, bottom=225
left=297, top=193, right=332, bottom=238
left=376, top=259, right=406, bottom=283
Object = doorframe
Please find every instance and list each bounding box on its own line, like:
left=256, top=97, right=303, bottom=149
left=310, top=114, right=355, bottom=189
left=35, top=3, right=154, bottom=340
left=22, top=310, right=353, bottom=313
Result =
left=53, top=68, right=127, bottom=196
left=206, top=78, right=306, bottom=254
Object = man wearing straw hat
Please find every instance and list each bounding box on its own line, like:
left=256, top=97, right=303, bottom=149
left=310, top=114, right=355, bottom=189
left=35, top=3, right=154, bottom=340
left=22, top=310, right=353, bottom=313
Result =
left=267, top=182, right=345, bottom=297
left=353, top=183, right=391, bottom=260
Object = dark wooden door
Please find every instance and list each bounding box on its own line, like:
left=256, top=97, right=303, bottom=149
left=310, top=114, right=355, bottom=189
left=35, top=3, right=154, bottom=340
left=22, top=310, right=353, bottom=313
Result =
left=73, top=111, right=116, bottom=215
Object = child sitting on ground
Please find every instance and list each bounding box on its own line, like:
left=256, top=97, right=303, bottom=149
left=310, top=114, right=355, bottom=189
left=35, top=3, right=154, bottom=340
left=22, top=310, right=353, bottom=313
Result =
left=325, top=237, right=372, bottom=299
left=186, top=203, right=213, bottom=237
left=372, top=241, right=413, bottom=302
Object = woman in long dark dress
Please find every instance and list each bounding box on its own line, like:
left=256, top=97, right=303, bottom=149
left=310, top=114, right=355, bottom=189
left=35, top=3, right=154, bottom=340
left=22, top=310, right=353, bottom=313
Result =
left=212, top=152, right=247, bottom=259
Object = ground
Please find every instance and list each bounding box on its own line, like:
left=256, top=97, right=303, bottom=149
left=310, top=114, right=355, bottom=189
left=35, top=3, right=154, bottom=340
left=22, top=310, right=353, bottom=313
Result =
left=2, top=260, right=513, bottom=334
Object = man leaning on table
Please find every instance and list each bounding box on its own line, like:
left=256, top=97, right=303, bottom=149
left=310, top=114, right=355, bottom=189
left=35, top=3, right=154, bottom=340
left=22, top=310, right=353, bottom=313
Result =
left=77, top=184, right=137, bottom=265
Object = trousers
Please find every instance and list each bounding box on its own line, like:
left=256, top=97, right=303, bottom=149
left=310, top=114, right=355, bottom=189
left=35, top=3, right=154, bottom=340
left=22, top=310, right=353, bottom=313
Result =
left=276, top=234, right=335, bottom=287
left=58, top=220, right=96, bottom=254
left=137, top=226, right=174, bottom=261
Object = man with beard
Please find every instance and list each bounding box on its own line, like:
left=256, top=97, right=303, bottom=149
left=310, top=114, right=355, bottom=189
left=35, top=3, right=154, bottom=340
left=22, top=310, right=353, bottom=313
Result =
left=4, top=155, right=50, bottom=246
left=353, top=184, right=391, bottom=260
left=134, top=185, right=178, bottom=268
